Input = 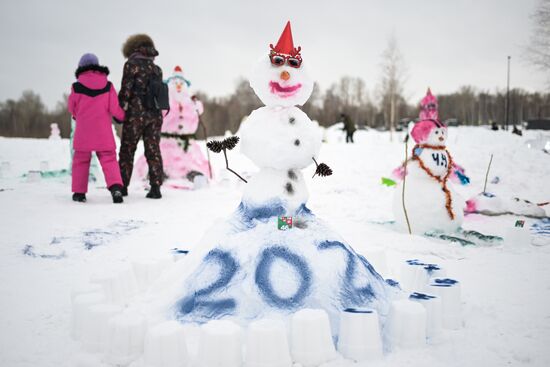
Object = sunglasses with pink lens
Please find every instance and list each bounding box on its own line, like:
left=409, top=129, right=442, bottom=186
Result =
left=269, top=53, right=302, bottom=68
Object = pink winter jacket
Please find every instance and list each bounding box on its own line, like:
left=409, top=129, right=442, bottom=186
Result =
left=68, top=65, right=125, bottom=152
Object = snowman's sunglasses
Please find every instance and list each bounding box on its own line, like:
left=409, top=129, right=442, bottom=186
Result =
left=269, top=53, right=302, bottom=68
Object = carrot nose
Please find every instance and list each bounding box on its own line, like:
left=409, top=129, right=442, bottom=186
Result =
left=280, top=71, right=290, bottom=81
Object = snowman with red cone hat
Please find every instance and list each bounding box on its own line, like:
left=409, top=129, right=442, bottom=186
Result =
left=160, top=22, right=398, bottom=344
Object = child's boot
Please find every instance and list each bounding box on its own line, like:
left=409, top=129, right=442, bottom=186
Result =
left=109, top=184, right=124, bottom=204
left=146, top=185, right=162, bottom=199
left=72, top=193, right=86, bottom=202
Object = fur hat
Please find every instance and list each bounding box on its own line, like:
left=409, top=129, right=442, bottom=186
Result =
left=122, top=34, right=159, bottom=58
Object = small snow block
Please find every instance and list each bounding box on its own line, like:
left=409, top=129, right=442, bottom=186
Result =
left=198, top=320, right=243, bottom=367
left=291, top=309, right=337, bottom=365
left=246, top=319, right=292, bottom=367
left=278, top=216, right=293, bottom=230
left=338, top=308, right=382, bottom=361
left=381, top=177, right=396, bottom=186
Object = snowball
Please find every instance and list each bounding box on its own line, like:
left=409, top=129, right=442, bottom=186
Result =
left=239, top=106, right=322, bottom=170
left=249, top=55, right=314, bottom=107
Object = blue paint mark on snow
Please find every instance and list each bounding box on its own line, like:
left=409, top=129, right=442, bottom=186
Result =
left=178, top=249, right=239, bottom=320
left=344, top=308, right=373, bottom=314
left=431, top=278, right=458, bottom=287
left=255, top=246, right=312, bottom=309
left=410, top=292, right=436, bottom=300
left=318, top=241, right=378, bottom=305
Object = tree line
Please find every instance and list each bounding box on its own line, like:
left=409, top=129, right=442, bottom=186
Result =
left=1, top=81, right=550, bottom=139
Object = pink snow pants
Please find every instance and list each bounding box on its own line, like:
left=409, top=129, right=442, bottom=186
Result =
left=72, top=150, right=123, bottom=193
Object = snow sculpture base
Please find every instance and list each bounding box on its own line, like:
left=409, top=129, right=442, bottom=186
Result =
left=135, top=139, right=210, bottom=183
left=173, top=202, right=397, bottom=339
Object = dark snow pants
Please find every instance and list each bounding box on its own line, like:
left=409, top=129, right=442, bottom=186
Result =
left=118, top=112, right=164, bottom=187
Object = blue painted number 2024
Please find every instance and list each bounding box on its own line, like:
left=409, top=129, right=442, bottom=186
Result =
left=179, top=241, right=382, bottom=319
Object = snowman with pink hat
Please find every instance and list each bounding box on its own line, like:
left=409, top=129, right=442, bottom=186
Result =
left=135, top=66, right=210, bottom=188
left=393, top=89, right=470, bottom=235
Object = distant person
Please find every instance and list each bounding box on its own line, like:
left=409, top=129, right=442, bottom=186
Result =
left=118, top=34, right=164, bottom=199
left=491, top=121, right=499, bottom=131
left=340, top=113, right=356, bottom=143
left=512, top=125, right=523, bottom=136
left=68, top=53, right=126, bottom=204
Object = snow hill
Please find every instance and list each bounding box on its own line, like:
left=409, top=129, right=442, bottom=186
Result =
left=0, top=126, right=549, bottom=366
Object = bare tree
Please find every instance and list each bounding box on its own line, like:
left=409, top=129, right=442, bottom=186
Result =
left=526, top=0, right=550, bottom=85
left=377, top=34, right=408, bottom=140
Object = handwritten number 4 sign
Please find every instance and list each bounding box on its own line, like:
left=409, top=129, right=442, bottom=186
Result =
left=431, top=152, right=448, bottom=168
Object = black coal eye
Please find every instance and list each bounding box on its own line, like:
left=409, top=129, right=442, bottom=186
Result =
left=435, top=130, right=439, bottom=134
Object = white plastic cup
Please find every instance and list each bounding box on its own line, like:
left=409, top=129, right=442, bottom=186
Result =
left=197, top=320, right=243, bottom=367
left=428, top=278, right=462, bottom=330
left=71, top=292, right=106, bottom=340
left=105, top=311, right=148, bottom=366
left=144, top=321, right=189, bottom=367
left=386, top=299, right=427, bottom=349
left=245, top=319, right=292, bottom=367
left=290, top=309, right=337, bottom=366
left=409, top=293, right=443, bottom=342
left=337, top=308, right=383, bottom=362
left=82, top=304, right=123, bottom=353
left=26, top=170, right=41, bottom=183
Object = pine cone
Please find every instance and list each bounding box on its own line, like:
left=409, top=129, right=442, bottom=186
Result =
left=314, top=163, right=333, bottom=177
left=223, top=136, right=240, bottom=150
left=206, top=140, right=224, bottom=153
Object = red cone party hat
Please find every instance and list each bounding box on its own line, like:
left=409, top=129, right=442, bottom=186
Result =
left=270, top=21, right=301, bottom=56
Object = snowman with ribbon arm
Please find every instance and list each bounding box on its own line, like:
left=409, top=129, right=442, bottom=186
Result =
left=392, top=89, right=473, bottom=236
left=168, top=21, right=398, bottom=338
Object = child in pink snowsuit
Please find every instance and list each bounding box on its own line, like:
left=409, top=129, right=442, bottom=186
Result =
left=68, top=53, right=126, bottom=203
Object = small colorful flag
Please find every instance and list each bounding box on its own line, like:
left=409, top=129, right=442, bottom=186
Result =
left=381, top=177, right=396, bottom=187
left=515, top=220, right=525, bottom=228
left=278, top=216, right=293, bottom=230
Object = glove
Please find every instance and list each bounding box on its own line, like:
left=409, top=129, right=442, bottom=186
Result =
left=455, top=170, right=470, bottom=185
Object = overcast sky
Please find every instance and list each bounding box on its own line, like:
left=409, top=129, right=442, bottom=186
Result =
left=0, top=0, right=545, bottom=108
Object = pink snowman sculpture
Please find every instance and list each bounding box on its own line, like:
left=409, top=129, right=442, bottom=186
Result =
left=135, top=66, right=210, bottom=186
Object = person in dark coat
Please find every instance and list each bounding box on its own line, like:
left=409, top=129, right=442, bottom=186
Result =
left=340, top=113, right=356, bottom=143
left=118, top=34, right=164, bottom=199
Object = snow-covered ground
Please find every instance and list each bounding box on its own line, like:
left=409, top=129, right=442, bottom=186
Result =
left=0, top=126, right=549, bottom=367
